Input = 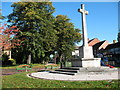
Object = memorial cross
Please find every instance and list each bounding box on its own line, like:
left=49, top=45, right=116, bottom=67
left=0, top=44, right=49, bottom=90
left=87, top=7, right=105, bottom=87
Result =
left=78, top=4, right=89, bottom=47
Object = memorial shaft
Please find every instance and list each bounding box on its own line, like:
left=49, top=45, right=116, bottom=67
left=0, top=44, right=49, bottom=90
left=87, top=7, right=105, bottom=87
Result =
left=78, top=4, right=88, bottom=47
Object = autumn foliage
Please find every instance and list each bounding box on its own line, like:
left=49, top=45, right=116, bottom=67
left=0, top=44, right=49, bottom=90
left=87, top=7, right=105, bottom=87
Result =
left=0, top=24, right=21, bottom=51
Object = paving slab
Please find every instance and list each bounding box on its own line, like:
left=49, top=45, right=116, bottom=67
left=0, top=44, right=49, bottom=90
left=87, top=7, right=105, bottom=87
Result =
left=28, top=70, right=119, bottom=81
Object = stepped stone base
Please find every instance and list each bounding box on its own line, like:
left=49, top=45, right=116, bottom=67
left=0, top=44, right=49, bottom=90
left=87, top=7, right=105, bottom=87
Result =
left=50, top=66, right=118, bottom=76
left=71, top=58, right=101, bottom=67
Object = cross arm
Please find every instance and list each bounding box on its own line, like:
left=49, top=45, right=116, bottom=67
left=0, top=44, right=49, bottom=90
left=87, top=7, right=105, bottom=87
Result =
left=78, top=9, right=89, bottom=15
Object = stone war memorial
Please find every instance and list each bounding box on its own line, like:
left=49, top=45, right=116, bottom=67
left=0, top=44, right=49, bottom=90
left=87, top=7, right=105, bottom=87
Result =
left=30, top=4, right=118, bottom=81
left=71, top=4, right=101, bottom=67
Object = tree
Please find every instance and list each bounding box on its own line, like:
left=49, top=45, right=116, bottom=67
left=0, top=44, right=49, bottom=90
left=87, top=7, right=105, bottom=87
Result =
left=7, top=1, right=82, bottom=64
left=7, top=1, right=58, bottom=64
left=0, top=24, right=21, bottom=59
left=54, top=15, right=81, bottom=65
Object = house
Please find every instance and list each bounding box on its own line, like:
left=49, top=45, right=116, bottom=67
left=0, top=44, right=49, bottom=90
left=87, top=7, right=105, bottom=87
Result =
left=92, top=40, right=109, bottom=57
left=3, top=49, right=11, bottom=59
left=104, top=42, right=120, bottom=66
left=72, top=38, right=120, bottom=65
left=118, top=31, right=120, bottom=42
left=72, top=46, right=79, bottom=58
left=72, top=38, right=120, bottom=66
left=88, top=38, right=100, bottom=46
left=72, top=38, right=109, bottom=58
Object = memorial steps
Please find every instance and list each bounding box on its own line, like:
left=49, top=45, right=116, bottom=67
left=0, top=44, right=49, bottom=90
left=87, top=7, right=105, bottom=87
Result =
left=50, top=67, right=79, bottom=75
left=50, top=66, right=118, bottom=76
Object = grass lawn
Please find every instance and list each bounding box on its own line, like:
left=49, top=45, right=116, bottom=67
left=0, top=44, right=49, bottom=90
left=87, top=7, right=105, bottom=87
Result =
left=2, top=71, right=120, bottom=88
left=0, top=64, right=46, bottom=69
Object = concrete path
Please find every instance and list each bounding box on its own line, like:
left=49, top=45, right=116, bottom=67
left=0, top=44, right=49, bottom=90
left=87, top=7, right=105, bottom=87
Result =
left=28, top=70, right=119, bottom=81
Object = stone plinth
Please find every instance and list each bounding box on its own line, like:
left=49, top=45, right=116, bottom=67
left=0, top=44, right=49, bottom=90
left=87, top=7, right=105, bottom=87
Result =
left=81, top=58, right=101, bottom=67
left=71, top=58, right=101, bottom=67
left=79, top=46, right=94, bottom=58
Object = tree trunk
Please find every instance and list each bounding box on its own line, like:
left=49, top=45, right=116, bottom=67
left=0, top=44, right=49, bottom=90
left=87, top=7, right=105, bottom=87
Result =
left=60, top=54, right=63, bottom=68
left=27, top=54, right=31, bottom=64
left=0, top=47, right=3, bottom=58
left=9, top=50, right=11, bottom=59
left=54, top=55, right=57, bottom=64
left=9, top=41, right=11, bottom=59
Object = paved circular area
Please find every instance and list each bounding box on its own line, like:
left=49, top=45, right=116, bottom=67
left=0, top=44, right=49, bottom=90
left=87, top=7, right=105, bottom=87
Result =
left=28, top=71, right=119, bottom=81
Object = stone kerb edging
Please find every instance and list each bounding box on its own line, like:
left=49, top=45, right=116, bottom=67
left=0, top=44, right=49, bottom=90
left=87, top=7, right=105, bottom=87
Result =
left=27, top=71, right=119, bottom=81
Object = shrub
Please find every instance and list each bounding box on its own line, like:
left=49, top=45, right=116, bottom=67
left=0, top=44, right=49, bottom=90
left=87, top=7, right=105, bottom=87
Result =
left=8, top=58, right=16, bottom=65
left=2, top=53, right=9, bottom=65
left=2, top=53, right=16, bottom=65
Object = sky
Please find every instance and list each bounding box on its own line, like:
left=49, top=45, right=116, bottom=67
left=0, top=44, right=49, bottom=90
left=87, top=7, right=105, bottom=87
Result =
left=1, top=1, right=119, bottom=46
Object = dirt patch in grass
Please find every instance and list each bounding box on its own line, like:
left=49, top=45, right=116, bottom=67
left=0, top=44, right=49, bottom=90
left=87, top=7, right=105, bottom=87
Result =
left=1, top=68, right=45, bottom=76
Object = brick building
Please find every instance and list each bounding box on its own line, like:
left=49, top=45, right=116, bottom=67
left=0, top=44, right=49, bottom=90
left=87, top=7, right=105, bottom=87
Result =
left=72, top=38, right=109, bottom=58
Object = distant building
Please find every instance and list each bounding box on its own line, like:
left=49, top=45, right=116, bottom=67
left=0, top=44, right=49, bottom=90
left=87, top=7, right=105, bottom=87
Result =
left=92, top=40, right=109, bottom=57
left=88, top=38, right=100, bottom=46
left=118, top=31, right=120, bottom=42
left=72, top=37, right=120, bottom=66
left=104, top=42, right=120, bottom=66
left=72, top=38, right=120, bottom=66
left=87, top=38, right=109, bottom=57
left=72, top=38, right=109, bottom=58
left=3, top=49, right=11, bottom=58
left=72, top=46, right=79, bottom=58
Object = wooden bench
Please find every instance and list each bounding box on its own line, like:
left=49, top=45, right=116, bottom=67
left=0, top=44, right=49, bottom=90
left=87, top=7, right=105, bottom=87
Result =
left=16, top=64, right=32, bottom=72
left=45, top=64, right=59, bottom=69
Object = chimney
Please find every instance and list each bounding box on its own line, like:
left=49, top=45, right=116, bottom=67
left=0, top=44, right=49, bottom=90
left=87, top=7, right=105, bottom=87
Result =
left=113, top=40, right=116, bottom=43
